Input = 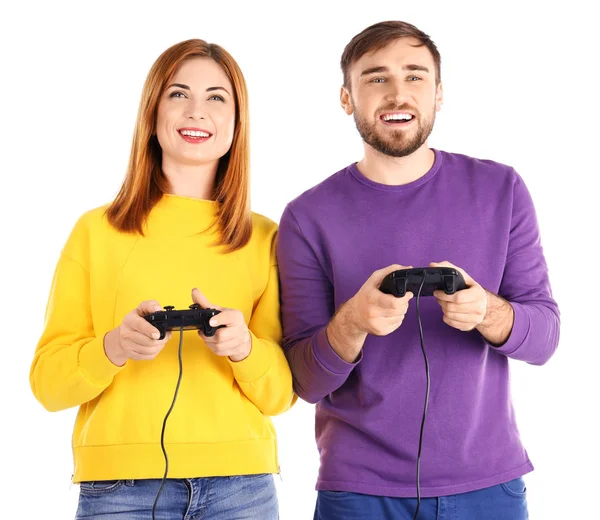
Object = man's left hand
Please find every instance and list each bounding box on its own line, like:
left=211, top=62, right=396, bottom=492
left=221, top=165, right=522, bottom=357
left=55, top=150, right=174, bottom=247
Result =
left=430, top=261, right=487, bottom=332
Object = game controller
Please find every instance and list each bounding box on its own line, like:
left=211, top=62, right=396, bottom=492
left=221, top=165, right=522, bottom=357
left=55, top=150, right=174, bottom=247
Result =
left=380, top=267, right=468, bottom=297
left=144, top=304, right=224, bottom=339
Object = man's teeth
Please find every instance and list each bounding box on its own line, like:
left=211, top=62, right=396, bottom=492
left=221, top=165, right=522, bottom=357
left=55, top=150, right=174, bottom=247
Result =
left=382, top=114, right=413, bottom=121
left=180, top=130, right=210, bottom=137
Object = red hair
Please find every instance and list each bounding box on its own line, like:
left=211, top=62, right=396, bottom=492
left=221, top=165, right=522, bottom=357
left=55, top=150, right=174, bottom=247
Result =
left=107, top=39, right=251, bottom=252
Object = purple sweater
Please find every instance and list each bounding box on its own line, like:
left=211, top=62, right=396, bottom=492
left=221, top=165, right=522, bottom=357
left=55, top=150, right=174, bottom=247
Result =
left=277, top=149, right=560, bottom=497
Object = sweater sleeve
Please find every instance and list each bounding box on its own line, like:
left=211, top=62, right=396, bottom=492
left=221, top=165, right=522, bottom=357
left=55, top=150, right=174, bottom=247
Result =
left=227, top=232, right=297, bottom=416
left=30, top=217, right=123, bottom=412
left=490, top=172, right=560, bottom=365
left=277, top=205, right=361, bottom=404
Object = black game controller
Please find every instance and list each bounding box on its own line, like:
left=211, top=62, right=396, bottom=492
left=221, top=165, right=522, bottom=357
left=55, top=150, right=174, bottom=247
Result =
left=144, top=304, right=225, bottom=339
left=380, top=267, right=468, bottom=297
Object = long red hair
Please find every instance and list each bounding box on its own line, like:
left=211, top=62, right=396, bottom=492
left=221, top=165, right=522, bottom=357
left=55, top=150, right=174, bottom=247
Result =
left=107, top=39, right=251, bottom=252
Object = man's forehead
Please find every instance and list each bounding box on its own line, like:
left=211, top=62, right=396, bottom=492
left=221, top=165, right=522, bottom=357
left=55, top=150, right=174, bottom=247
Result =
left=356, top=37, right=433, bottom=68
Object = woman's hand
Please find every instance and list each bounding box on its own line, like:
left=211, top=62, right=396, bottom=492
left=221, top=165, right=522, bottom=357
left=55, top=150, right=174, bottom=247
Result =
left=103, top=300, right=172, bottom=366
left=192, top=288, right=252, bottom=362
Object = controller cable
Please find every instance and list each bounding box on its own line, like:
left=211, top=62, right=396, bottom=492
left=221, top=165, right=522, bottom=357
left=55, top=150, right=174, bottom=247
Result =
left=412, top=276, right=430, bottom=520
left=152, top=326, right=185, bottom=520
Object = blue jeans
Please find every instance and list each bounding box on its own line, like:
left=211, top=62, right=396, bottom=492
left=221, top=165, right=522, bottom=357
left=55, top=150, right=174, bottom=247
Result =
left=314, top=477, right=528, bottom=520
left=75, top=474, right=278, bottom=520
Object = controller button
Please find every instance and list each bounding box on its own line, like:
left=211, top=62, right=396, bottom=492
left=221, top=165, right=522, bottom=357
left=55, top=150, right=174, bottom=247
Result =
left=444, top=277, right=454, bottom=292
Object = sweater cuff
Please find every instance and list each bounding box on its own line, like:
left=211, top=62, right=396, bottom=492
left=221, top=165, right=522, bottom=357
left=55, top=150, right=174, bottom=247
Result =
left=78, top=337, right=124, bottom=386
left=228, top=331, right=273, bottom=383
left=490, top=302, right=530, bottom=356
left=313, top=327, right=362, bottom=375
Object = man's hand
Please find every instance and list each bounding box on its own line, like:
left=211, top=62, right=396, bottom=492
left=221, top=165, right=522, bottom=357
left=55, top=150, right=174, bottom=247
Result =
left=431, top=261, right=514, bottom=345
left=431, top=261, right=487, bottom=331
left=327, top=264, right=413, bottom=363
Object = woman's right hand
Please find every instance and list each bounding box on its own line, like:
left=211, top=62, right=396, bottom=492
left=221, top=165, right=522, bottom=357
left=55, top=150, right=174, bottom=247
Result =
left=103, top=300, right=172, bottom=366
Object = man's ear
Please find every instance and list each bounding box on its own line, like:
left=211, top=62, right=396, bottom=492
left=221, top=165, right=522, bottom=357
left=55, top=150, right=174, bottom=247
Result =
left=340, top=86, right=354, bottom=115
left=435, top=82, right=443, bottom=112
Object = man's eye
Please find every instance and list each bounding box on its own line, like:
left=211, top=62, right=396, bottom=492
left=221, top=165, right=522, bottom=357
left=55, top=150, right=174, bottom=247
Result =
left=407, top=76, right=422, bottom=82
left=372, top=77, right=386, bottom=83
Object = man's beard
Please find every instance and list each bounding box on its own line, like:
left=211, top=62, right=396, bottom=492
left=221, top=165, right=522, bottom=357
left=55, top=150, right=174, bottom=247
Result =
left=353, top=105, right=436, bottom=158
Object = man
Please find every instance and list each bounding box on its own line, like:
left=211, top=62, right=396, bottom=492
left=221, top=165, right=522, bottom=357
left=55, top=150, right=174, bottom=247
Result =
left=277, top=20, right=559, bottom=519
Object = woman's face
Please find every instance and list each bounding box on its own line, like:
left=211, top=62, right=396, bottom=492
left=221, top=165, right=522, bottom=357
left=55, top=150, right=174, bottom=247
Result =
left=156, top=57, right=236, bottom=169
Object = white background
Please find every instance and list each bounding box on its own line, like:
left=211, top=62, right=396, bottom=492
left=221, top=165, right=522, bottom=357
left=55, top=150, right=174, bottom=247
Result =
left=1, top=1, right=598, bottom=519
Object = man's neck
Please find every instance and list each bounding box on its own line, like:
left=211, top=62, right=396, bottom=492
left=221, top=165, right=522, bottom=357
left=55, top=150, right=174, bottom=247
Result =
left=356, top=143, right=435, bottom=186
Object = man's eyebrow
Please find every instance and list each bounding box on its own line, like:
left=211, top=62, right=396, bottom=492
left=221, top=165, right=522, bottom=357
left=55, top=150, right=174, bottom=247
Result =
left=404, top=64, right=430, bottom=73
left=359, top=64, right=431, bottom=76
left=360, top=66, right=389, bottom=77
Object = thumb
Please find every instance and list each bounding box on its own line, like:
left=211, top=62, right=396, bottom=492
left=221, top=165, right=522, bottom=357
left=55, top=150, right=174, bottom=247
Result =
left=136, top=300, right=163, bottom=316
left=371, top=264, right=412, bottom=287
left=191, top=288, right=222, bottom=310
left=430, top=261, right=473, bottom=285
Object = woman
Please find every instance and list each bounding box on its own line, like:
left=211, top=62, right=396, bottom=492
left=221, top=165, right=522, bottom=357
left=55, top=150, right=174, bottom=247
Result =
left=30, top=39, right=295, bottom=520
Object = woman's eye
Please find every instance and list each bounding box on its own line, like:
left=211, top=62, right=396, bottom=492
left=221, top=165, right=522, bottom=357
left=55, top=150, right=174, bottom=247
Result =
left=209, top=95, right=225, bottom=102
left=169, top=91, right=186, bottom=98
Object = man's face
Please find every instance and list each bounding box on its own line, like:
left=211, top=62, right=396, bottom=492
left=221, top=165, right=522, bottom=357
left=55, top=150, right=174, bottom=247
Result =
left=341, top=37, right=443, bottom=157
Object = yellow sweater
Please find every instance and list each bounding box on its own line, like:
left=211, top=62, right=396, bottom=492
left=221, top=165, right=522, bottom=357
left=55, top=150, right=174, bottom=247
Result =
left=30, top=195, right=296, bottom=482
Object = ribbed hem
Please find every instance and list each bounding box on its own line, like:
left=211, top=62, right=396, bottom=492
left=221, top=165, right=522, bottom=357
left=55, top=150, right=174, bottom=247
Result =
left=73, top=438, right=278, bottom=482
left=313, top=328, right=362, bottom=375
left=78, top=337, right=123, bottom=385
left=490, top=302, right=530, bottom=356
left=347, top=149, right=443, bottom=192
left=317, top=460, right=534, bottom=498
left=228, top=332, right=273, bottom=383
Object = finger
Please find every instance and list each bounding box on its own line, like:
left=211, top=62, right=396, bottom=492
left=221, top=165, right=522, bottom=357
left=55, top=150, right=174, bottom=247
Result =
left=376, top=292, right=402, bottom=310
left=434, top=287, right=480, bottom=304
left=396, top=291, right=414, bottom=304
left=129, top=315, right=164, bottom=339
left=136, top=300, right=163, bottom=317
left=443, top=315, right=475, bottom=331
left=439, top=301, right=483, bottom=314
left=442, top=312, right=479, bottom=324
left=127, top=341, right=165, bottom=358
left=430, top=261, right=474, bottom=286
left=433, top=289, right=478, bottom=303
left=378, top=315, right=407, bottom=326
left=191, top=288, right=215, bottom=309
left=199, top=328, right=244, bottom=350
left=215, top=325, right=249, bottom=344
left=370, top=264, right=413, bottom=287
left=366, top=304, right=409, bottom=322
left=129, top=350, right=161, bottom=361
left=207, top=338, right=249, bottom=356
left=208, top=309, right=244, bottom=328
left=124, top=330, right=165, bottom=348
left=433, top=290, right=455, bottom=302
left=429, top=260, right=455, bottom=268
left=376, top=290, right=413, bottom=310
left=369, top=318, right=406, bottom=336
